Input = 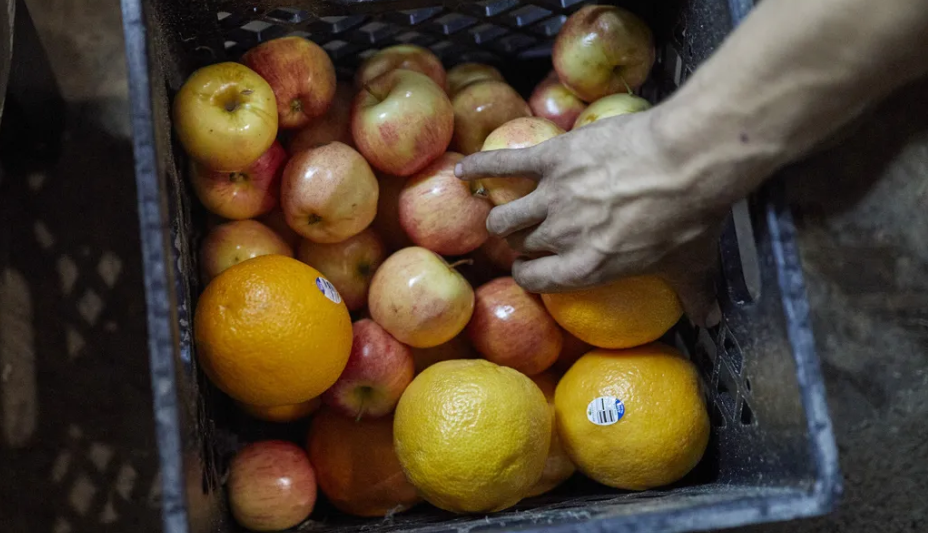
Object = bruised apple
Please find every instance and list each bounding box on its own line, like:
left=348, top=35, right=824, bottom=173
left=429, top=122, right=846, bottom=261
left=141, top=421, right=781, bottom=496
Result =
left=281, top=142, right=379, bottom=243
left=398, top=152, right=492, bottom=256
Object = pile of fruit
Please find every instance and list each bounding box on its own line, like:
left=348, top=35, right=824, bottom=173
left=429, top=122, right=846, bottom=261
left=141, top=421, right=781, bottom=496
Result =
left=173, top=5, right=710, bottom=531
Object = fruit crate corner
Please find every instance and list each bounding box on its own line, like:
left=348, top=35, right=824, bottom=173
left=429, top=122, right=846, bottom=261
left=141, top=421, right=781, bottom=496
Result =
left=119, top=0, right=842, bottom=532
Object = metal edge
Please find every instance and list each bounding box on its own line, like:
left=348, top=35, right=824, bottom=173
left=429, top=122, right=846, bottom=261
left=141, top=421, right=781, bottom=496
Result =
left=765, top=180, right=843, bottom=511
left=119, top=1, right=192, bottom=532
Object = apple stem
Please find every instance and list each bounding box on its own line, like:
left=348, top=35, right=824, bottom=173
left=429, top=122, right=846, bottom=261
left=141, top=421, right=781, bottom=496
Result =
left=448, top=259, right=474, bottom=269
left=620, top=75, right=633, bottom=95
left=472, top=184, right=489, bottom=198
left=355, top=398, right=366, bottom=422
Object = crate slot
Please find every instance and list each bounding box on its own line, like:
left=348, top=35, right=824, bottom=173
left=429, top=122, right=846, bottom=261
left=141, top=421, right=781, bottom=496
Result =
left=740, top=401, right=755, bottom=426
left=710, top=402, right=726, bottom=428
left=352, top=21, right=399, bottom=44
left=264, top=7, right=307, bottom=24
left=722, top=328, right=743, bottom=375
left=469, top=23, right=508, bottom=44
left=432, top=13, right=478, bottom=35
left=386, top=7, right=443, bottom=26
left=467, top=0, right=521, bottom=18
left=531, top=15, right=566, bottom=37
left=490, top=32, right=537, bottom=54
left=309, top=15, right=367, bottom=36
left=504, top=5, right=552, bottom=28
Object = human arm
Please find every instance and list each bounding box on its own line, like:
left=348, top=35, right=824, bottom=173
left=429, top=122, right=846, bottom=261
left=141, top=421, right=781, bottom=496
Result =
left=455, top=0, right=928, bottom=324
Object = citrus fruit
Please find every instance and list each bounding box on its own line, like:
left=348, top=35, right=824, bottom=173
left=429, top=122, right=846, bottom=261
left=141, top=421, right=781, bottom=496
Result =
left=307, top=409, right=421, bottom=517
left=238, top=397, right=321, bottom=423
left=194, top=254, right=352, bottom=406
left=554, top=343, right=710, bottom=490
left=525, top=372, right=576, bottom=498
left=541, top=275, right=682, bottom=349
left=394, top=359, right=551, bottom=513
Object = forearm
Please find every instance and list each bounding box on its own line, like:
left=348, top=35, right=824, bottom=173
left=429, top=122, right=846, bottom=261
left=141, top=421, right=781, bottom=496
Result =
left=656, top=0, right=928, bottom=206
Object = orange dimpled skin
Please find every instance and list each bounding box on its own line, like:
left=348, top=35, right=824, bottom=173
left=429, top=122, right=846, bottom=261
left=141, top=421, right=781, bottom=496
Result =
left=194, top=255, right=352, bottom=406
left=542, top=275, right=682, bottom=349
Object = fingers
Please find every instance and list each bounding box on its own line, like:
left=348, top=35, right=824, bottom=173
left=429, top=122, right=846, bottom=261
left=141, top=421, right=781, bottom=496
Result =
left=662, top=237, right=722, bottom=327
left=486, top=193, right=547, bottom=237
left=455, top=145, right=547, bottom=181
left=506, top=224, right=557, bottom=254
left=512, top=253, right=590, bottom=294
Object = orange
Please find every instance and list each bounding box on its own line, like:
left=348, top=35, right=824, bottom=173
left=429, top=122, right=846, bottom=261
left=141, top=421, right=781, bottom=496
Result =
left=194, top=255, right=352, bottom=406
left=525, top=371, right=576, bottom=498
left=541, top=275, right=682, bottom=349
left=555, top=343, right=709, bottom=490
left=238, top=397, right=322, bottom=423
left=307, top=408, right=420, bottom=517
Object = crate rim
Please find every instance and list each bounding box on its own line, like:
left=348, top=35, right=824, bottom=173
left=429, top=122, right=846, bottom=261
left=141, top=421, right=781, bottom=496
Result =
left=119, top=0, right=841, bottom=531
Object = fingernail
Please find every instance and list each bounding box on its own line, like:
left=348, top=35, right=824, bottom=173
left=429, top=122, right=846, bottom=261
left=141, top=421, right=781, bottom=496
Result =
left=454, top=163, right=464, bottom=177
left=705, top=301, right=722, bottom=327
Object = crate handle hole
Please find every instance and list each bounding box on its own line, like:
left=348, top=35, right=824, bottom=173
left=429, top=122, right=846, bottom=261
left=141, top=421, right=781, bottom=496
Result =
left=740, top=402, right=755, bottom=426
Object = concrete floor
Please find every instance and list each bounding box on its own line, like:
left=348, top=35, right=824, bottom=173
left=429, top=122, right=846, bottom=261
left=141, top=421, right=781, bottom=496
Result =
left=0, top=0, right=925, bottom=532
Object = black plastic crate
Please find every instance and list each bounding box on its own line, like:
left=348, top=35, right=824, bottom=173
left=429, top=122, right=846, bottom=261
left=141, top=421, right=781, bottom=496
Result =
left=119, top=0, right=842, bottom=531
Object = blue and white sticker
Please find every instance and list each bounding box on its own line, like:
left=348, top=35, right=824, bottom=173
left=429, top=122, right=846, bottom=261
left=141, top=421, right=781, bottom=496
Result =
left=587, top=396, right=625, bottom=426
left=315, top=277, right=342, bottom=304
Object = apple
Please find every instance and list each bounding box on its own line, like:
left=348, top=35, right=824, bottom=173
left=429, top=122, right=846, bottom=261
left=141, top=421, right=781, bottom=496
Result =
left=572, top=93, right=652, bottom=129
left=355, top=44, right=447, bottom=92
left=351, top=69, right=454, bottom=177
left=228, top=440, right=317, bottom=531
left=297, top=228, right=386, bottom=311
left=466, top=277, right=562, bottom=375
left=451, top=80, right=531, bottom=155
left=410, top=333, right=477, bottom=373
left=553, top=5, right=655, bottom=102
left=281, top=141, right=379, bottom=243
left=447, top=62, right=504, bottom=97
left=373, top=173, right=414, bottom=252
left=242, top=36, right=337, bottom=130
left=368, top=247, right=474, bottom=348
left=476, top=117, right=565, bottom=205
left=190, top=140, right=287, bottom=220
left=529, top=72, right=588, bottom=131
left=552, top=329, right=593, bottom=374
left=398, top=152, right=492, bottom=255
left=200, top=220, right=293, bottom=282
left=173, top=62, right=278, bottom=171
left=322, top=319, right=415, bottom=419
left=258, top=209, right=302, bottom=250
left=288, top=82, right=355, bottom=154
left=481, top=234, right=520, bottom=271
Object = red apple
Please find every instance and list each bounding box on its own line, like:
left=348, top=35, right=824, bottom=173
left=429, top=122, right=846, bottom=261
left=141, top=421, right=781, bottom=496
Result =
left=451, top=80, right=531, bottom=155
left=258, top=209, right=302, bottom=250
left=173, top=62, right=277, bottom=171
left=466, top=277, right=562, bottom=375
left=398, top=152, right=492, bottom=255
left=529, top=72, right=588, bottom=131
left=447, top=62, right=504, bottom=97
left=355, top=44, right=447, bottom=92
left=477, top=117, right=565, bottom=205
left=191, top=140, right=286, bottom=220
left=351, top=69, right=454, bottom=177
left=281, top=141, right=379, bottom=243
left=552, top=329, right=593, bottom=374
left=369, top=247, right=474, bottom=348
left=553, top=5, right=655, bottom=102
left=373, top=173, right=415, bottom=252
left=481, top=234, right=520, bottom=271
left=228, top=440, right=317, bottom=532
left=200, top=220, right=293, bottom=282
left=572, top=93, right=651, bottom=129
left=288, top=82, right=355, bottom=154
left=297, top=228, right=387, bottom=311
left=322, top=319, right=415, bottom=419
left=242, top=36, right=337, bottom=130
left=410, top=333, right=477, bottom=373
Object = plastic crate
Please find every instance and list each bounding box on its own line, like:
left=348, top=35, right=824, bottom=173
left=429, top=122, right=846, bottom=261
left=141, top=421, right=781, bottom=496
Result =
left=119, top=0, right=842, bottom=531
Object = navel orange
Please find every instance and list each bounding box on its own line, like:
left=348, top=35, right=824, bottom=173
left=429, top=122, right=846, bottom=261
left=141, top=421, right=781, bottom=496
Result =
left=194, top=254, right=352, bottom=406
left=541, top=275, right=682, bottom=349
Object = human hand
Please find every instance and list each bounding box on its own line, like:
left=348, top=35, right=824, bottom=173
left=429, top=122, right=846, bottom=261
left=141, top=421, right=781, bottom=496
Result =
left=455, top=108, right=743, bottom=326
